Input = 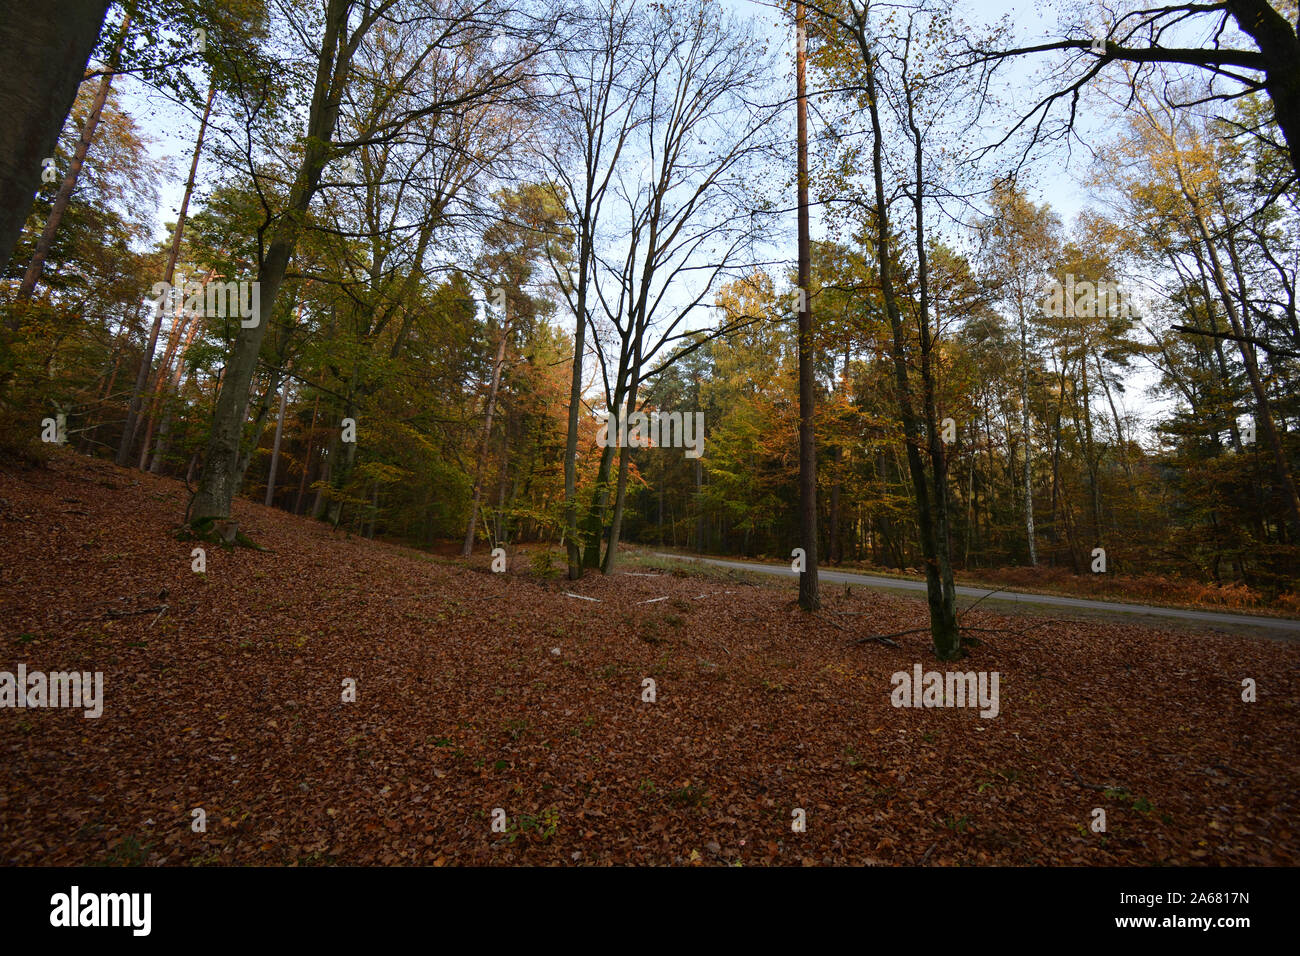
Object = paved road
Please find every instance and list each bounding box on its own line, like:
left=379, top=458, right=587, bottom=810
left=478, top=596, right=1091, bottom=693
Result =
left=650, top=552, right=1300, bottom=635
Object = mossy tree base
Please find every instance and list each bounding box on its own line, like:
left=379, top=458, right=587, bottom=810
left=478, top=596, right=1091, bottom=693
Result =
left=175, top=516, right=267, bottom=551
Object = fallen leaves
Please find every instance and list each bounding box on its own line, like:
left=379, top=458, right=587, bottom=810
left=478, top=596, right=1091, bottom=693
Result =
left=0, top=452, right=1297, bottom=866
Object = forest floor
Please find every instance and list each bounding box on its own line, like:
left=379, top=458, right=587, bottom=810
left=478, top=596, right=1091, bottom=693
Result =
left=1, top=449, right=1297, bottom=866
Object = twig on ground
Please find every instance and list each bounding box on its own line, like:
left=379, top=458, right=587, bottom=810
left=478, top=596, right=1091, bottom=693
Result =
left=958, top=586, right=1010, bottom=621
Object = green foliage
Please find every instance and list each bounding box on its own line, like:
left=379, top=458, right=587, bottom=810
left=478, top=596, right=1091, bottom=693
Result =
left=504, top=807, right=559, bottom=844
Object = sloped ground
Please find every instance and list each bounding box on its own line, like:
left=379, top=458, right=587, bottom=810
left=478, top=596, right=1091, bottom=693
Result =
left=0, top=450, right=1296, bottom=866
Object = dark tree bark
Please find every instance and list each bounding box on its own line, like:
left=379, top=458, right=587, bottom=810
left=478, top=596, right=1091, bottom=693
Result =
left=852, top=9, right=960, bottom=660
left=17, top=13, right=127, bottom=302
left=0, top=0, right=109, bottom=278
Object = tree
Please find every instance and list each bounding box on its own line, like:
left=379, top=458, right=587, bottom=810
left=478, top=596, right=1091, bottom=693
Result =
left=575, top=0, right=779, bottom=574
left=190, top=0, right=543, bottom=525
left=979, top=182, right=1062, bottom=566
left=537, top=0, right=643, bottom=579
left=813, top=0, right=962, bottom=658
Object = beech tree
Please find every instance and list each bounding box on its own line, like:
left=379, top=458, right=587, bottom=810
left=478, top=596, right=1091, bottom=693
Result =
left=189, top=0, right=544, bottom=526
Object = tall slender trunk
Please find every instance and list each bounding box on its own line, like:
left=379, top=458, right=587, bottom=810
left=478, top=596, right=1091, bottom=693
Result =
left=265, top=375, right=290, bottom=507
left=856, top=20, right=958, bottom=659
left=149, top=312, right=200, bottom=473
left=312, top=419, right=340, bottom=521
left=564, top=238, right=591, bottom=579
left=236, top=372, right=282, bottom=490
left=324, top=398, right=357, bottom=528
left=795, top=0, right=819, bottom=610
left=295, top=393, right=321, bottom=515
left=463, top=313, right=510, bottom=555
left=141, top=307, right=194, bottom=465
left=1018, top=300, right=1037, bottom=566
left=601, top=378, right=639, bottom=574
left=694, top=455, right=704, bottom=552
left=140, top=269, right=214, bottom=468
left=119, top=83, right=214, bottom=465
left=903, top=59, right=958, bottom=657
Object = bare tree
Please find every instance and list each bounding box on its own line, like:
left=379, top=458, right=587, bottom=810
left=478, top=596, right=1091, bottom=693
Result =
left=535, top=0, right=648, bottom=579
left=574, top=0, right=781, bottom=574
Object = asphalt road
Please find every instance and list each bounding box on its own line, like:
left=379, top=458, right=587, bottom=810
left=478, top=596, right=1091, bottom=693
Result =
left=650, top=552, right=1300, bottom=636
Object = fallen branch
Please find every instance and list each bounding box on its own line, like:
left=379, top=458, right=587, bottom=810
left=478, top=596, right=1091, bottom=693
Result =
left=846, top=627, right=928, bottom=647
left=1070, top=769, right=1128, bottom=793
left=851, top=635, right=902, bottom=648
left=103, top=604, right=168, bottom=621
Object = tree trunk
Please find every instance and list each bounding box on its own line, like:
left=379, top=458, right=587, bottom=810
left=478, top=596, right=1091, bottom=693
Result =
left=265, top=376, right=290, bottom=507
left=120, top=83, right=214, bottom=465
left=0, top=0, right=109, bottom=280
left=1227, top=0, right=1300, bottom=179
left=1018, top=302, right=1037, bottom=566
left=295, top=393, right=321, bottom=515
left=564, top=236, right=591, bottom=579
left=463, top=313, right=510, bottom=555
left=857, top=24, right=959, bottom=659
left=795, top=0, right=820, bottom=610
left=601, top=380, right=640, bottom=574
left=149, top=311, right=199, bottom=473
left=190, top=0, right=351, bottom=524
left=325, top=401, right=358, bottom=528
left=140, top=269, right=214, bottom=468
left=18, top=14, right=127, bottom=302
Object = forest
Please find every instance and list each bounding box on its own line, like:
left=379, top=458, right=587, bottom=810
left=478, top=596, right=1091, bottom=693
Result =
left=4, top=1, right=1299, bottom=626
left=0, top=0, right=1298, bottom=873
